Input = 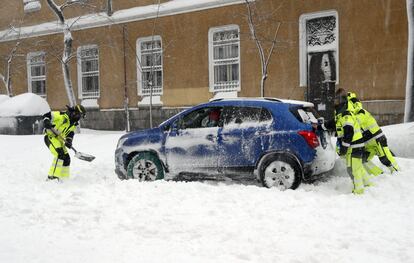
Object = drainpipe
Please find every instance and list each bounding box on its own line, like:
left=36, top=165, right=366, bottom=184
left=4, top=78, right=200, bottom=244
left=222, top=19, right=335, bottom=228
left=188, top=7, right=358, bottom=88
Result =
left=122, top=25, right=130, bottom=132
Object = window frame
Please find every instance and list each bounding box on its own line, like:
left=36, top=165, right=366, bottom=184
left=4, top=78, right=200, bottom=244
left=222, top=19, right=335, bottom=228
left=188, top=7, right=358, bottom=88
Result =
left=77, top=44, right=100, bottom=100
left=208, top=24, right=241, bottom=93
left=299, top=10, right=339, bottom=87
left=27, top=51, right=46, bottom=98
left=136, top=35, right=163, bottom=97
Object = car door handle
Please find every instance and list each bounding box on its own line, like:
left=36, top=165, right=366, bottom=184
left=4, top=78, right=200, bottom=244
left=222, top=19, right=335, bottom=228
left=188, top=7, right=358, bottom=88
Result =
left=206, top=134, right=216, bottom=141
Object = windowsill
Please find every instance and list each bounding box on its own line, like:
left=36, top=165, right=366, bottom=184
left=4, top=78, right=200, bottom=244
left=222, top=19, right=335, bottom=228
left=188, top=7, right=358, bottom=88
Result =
left=81, top=98, right=99, bottom=109
left=138, top=96, right=163, bottom=107
left=210, top=91, right=238, bottom=101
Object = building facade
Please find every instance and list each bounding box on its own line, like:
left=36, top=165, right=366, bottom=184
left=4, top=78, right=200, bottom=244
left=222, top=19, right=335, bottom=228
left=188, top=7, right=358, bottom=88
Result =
left=0, top=0, right=408, bottom=129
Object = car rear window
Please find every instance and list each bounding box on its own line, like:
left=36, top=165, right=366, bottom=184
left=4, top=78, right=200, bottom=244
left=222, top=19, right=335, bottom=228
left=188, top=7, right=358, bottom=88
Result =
left=290, top=106, right=319, bottom=124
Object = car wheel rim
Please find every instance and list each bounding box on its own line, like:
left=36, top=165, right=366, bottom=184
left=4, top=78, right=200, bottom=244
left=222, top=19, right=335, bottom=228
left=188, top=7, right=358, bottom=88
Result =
left=132, top=159, right=158, bottom=181
left=263, top=161, right=295, bottom=190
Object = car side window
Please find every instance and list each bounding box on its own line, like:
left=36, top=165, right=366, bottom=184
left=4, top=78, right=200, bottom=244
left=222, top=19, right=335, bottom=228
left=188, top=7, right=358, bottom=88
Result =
left=178, top=107, right=223, bottom=129
left=223, top=106, right=272, bottom=126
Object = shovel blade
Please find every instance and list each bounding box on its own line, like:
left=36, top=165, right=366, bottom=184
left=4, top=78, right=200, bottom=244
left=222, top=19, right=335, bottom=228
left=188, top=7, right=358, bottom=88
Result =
left=75, top=152, right=96, bottom=162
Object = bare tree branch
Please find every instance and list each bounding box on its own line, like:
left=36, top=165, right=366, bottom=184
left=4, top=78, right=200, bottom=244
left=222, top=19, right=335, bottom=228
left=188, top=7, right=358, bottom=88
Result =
left=245, top=0, right=283, bottom=97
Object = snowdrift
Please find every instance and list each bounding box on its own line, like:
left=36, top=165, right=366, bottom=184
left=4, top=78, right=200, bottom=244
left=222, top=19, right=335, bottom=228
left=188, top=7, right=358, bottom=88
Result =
left=0, top=93, right=50, bottom=135
left=0, top=124, right=413, bottom=263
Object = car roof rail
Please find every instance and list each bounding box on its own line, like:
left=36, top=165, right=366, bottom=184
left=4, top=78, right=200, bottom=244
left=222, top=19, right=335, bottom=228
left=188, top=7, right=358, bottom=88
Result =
left=209, top=98, right=224, bottom=102
left=263, top=97, right=282, bottom=102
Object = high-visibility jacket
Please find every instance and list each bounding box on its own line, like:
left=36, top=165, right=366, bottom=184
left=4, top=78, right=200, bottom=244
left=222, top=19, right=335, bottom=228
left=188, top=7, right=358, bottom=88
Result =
left=335, top=106, right=365, bottom=150
left=44, top=111, right=77, bottom=140
left=347, top=92, right=363, bottom=112
left=346, top=92, right=383, bottom=142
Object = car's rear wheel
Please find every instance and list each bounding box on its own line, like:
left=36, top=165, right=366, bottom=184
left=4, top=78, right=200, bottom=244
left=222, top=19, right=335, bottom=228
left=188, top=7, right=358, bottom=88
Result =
left=259, top=154, right=302, bottom=190
left=127, top=152, right=164, bottom=181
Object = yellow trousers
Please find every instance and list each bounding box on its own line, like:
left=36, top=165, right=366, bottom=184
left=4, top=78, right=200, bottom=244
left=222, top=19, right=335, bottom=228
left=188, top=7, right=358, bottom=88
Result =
left=346, top=150, right=373, bottom=194
left=45, top=135, right=70, bottom=179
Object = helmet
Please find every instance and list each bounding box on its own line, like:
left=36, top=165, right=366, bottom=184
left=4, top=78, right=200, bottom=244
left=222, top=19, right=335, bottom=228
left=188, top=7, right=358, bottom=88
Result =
left=67, top=104, right=86, bottom=122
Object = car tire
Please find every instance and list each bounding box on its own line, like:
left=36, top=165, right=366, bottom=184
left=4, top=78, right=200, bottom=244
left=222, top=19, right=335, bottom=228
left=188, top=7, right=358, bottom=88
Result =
left=127, top=152, right=164, bottom=181
left=259, top=154, right=302, bottom=190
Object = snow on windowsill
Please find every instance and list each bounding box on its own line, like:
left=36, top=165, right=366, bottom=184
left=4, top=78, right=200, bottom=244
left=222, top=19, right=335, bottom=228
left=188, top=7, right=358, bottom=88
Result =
left=24, top=2, right=41, bottom=13
left=81, top=98, right=99, bottom=109
left=210, top=91, right=238, bottom=101
left=138, top=96, right=163, bottom=107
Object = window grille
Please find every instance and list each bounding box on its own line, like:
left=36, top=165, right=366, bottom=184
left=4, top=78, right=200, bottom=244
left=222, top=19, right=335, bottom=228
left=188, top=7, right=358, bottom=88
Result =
left=306, top=16, right=336, bottom=48
left=27, top=52, right=46, bottom=98
left=137, top=37, right=163, bottom=96
left=209, top=26, right=240, bottom=93
left=78, top=46, right=100, bottom=99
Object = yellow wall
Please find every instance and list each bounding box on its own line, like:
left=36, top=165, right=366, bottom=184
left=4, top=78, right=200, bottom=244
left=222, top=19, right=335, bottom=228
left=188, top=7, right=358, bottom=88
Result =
left=0, top=0, right=408, bottom=110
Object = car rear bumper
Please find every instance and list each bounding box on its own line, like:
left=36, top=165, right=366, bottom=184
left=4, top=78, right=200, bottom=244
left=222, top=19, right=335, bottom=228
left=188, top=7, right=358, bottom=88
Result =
left=310, top=135, right=336, bottom=176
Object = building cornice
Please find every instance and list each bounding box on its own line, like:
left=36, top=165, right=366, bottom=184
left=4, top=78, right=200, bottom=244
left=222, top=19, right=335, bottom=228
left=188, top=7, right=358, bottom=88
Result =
left=0, top=0, right=246, bottom=43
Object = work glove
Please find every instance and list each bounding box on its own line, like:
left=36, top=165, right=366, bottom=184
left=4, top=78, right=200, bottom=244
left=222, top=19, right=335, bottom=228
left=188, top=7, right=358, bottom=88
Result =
left=338, top=146, right=348, bottom=156
left=43, top=118, right=53, bottom=129
left=65, top=138, right=73, bottom=148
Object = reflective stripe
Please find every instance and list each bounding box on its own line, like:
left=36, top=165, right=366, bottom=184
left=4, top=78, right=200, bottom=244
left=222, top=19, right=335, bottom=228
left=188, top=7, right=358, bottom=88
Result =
left=343, top=122, right=354, bottom=127
left=342, top=142, right=351, bottom=147
left=365, top=124, right=379, bottom=131
left=351, top=143, right=365, bottom=148
left=365, top=132, right=384, bottom=143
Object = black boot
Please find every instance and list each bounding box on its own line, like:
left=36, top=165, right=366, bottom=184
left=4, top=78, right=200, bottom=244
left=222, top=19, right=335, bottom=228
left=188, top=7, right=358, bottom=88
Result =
left=47, top=176, right=60, bottom=181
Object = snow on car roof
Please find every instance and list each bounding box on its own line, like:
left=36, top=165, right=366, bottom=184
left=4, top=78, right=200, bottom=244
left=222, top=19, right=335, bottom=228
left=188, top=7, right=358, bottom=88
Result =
left=210, top=97, right=315, bottom=107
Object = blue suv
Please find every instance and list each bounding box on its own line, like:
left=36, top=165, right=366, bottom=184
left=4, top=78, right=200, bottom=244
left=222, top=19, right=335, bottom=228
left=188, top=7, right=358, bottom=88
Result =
left=115, top=98, right=335, bottom=190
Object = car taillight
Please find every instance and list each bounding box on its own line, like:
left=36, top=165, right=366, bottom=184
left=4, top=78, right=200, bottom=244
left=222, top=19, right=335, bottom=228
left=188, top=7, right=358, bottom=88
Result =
left=298, top=130, right=320, bottom=148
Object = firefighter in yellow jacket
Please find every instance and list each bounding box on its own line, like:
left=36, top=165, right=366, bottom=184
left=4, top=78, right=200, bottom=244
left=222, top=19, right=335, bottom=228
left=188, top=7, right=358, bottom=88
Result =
left=347, top=92, right=400, bottom=173
left=43, top=105, right=86, bottom=180
left=335, top=90, right=372, bottom=194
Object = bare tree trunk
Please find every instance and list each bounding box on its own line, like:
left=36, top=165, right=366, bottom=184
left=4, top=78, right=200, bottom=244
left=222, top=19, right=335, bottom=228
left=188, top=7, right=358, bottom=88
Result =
left=245, top=0, right=280, bottom=97
left=406, top=0, right=414, bottom=122
left=46, top=0, right=77, bottom=107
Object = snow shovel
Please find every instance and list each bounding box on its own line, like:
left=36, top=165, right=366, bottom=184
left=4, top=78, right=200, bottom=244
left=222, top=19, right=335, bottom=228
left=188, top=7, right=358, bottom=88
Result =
left=48, top=128, right=96, bottom=162
left=70, top=145, right=95, bottom=162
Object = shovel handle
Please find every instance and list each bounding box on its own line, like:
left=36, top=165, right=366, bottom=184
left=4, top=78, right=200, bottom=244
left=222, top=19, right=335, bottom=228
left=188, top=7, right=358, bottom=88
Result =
left=48, top=128, right=76, bottom=152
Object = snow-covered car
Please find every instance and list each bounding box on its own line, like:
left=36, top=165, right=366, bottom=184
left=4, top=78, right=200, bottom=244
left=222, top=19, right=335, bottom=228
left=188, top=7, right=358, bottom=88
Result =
left=115, top=98, right=335, bottom=190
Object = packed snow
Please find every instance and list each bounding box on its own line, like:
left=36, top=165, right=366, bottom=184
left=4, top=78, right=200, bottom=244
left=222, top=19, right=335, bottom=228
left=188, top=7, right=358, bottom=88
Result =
left=0, top=93, right=50, bottom=117
left=0, top=123, right=413, bottom=263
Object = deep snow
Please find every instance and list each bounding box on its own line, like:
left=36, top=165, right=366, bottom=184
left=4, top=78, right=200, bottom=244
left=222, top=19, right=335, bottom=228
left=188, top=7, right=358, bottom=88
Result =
left=0, top=124, right=413, bottom=263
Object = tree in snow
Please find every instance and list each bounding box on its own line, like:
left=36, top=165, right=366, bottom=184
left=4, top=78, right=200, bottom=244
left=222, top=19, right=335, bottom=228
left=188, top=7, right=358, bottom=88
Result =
left=244, top=0, right=284, bottom=97
left=0, top=23, right=24, bottom=97
left=406, top=0, right=414, bottom=122
left=45, top=0, right=94, bottom=107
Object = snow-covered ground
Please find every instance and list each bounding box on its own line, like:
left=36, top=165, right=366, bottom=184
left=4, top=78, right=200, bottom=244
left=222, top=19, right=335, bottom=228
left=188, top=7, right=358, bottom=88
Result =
left=0, top=124, right=413, bottom=263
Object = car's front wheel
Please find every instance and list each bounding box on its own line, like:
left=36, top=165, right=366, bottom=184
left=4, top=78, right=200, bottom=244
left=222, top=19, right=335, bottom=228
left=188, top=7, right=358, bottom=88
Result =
left=259, top=154, right=302, bottom=190
left=127, top=152, right=164, bottom=181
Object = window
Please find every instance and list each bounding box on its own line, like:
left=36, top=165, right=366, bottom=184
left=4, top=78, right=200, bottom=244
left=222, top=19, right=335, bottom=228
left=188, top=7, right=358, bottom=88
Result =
left=209, top=25, right=240, bottom=93
left=23, top=0, right=41, bottom=13
left=27, top=52, right=46, bottom=97
left=299, top=11, right=338, bottom=86
left=178, top=107, right=223, bottom=129
left=222, top=107, right=272, bottom=126
left=137, top=36, right=163, bottom=96
left=77, top=45, right=100, bottom=99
